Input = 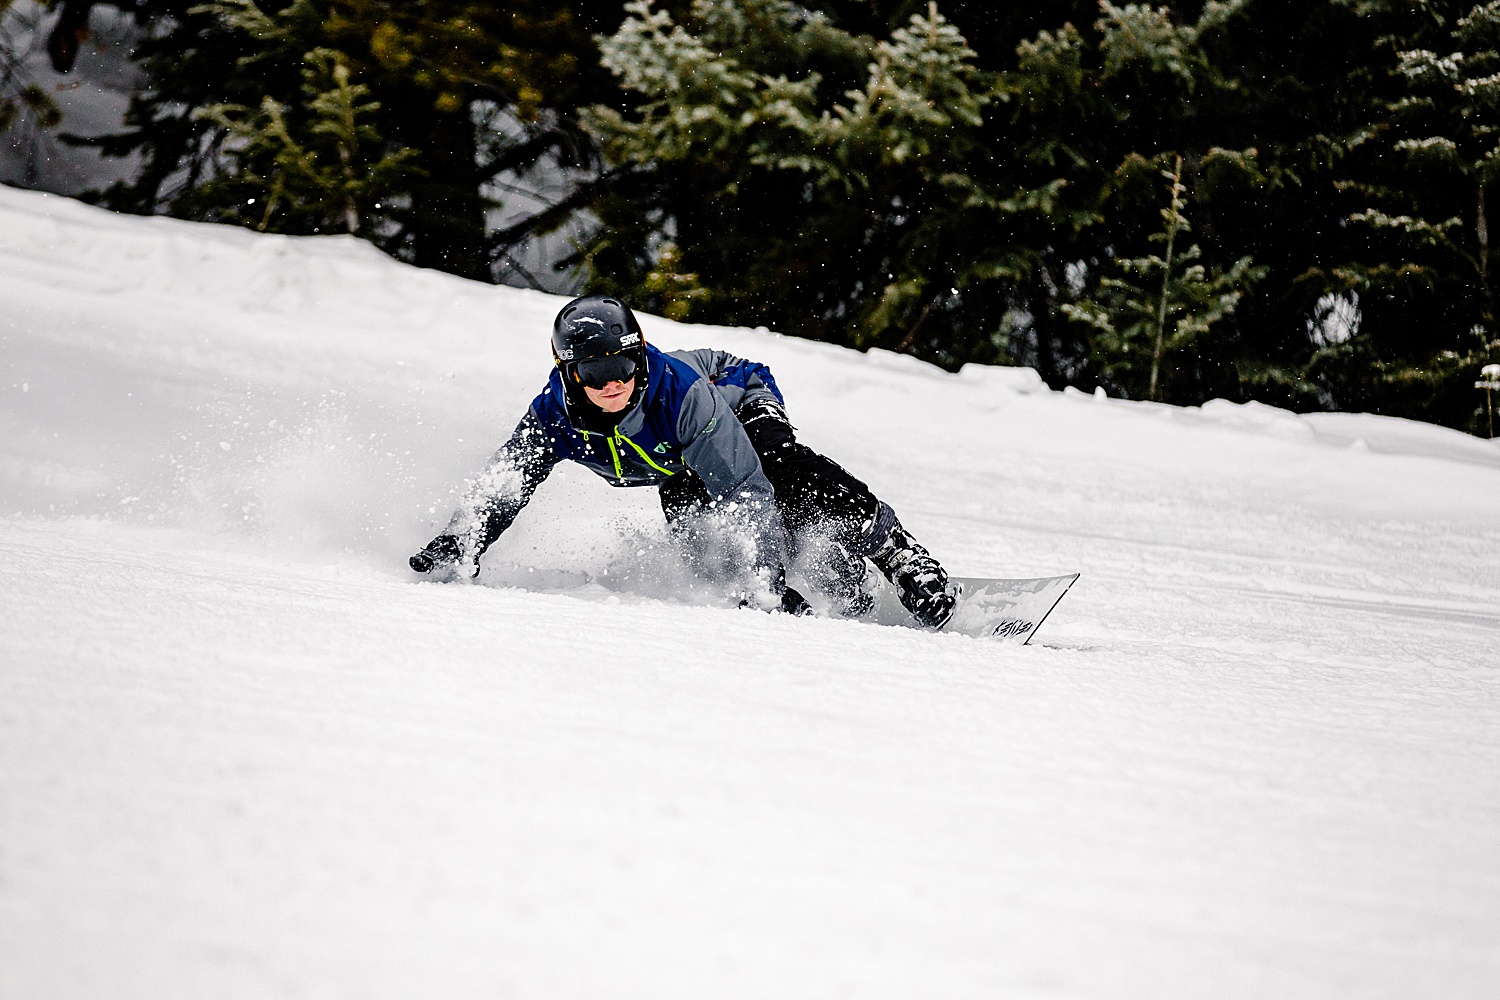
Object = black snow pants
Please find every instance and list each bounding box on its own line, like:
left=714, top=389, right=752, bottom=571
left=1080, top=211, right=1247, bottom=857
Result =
left=658, top=398, right=891, bottom=559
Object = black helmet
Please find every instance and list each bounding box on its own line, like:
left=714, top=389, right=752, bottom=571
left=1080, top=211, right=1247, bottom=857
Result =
left=551, top=295, right=648, bottom=397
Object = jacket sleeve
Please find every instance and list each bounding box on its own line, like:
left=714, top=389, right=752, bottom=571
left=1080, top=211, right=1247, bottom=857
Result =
left=444, top=407, right=560, bottom=558
left=675, top=378, right=789, bottom=582
left=671, top=348, right=784, bottom=408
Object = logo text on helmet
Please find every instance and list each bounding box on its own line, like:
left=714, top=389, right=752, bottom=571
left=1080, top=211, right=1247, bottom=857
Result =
left=621, top=332, right=641, bottom=347
left=557, top=348, right=574, bottom=360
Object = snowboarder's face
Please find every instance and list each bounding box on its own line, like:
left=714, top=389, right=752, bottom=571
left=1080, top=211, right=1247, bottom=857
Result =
left=583, top=377, right=636, bottom=412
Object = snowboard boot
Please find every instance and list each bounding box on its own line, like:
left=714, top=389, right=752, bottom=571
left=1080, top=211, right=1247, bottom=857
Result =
left=868, top=514, right=958, bottom=629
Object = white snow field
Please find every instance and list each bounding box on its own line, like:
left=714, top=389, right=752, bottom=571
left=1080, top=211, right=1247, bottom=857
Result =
left=2, top=184, right=1499, bottom=999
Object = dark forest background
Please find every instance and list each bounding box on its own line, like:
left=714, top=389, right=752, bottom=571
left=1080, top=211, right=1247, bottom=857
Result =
left=5, top=0, right=1500, bottom=435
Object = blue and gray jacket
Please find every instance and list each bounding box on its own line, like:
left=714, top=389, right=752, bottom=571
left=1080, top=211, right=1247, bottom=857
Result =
left=447, top=345, right=788, bottom=577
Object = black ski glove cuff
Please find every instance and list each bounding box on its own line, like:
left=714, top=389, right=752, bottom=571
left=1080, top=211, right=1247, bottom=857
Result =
left=779, top=585, right=812, bottom=616
left=410, top=533, right=462, bottom=574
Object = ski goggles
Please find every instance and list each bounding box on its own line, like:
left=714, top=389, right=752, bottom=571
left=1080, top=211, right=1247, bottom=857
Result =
left=569, top=350, right=640, bottom=389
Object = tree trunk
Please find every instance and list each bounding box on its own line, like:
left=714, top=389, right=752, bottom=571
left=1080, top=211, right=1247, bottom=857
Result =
left=1030, top=268, right=1060, bottom=388
left=1479, top=182, right=1492, bottom=330
left=1150, top=155, right=1185, bottom=402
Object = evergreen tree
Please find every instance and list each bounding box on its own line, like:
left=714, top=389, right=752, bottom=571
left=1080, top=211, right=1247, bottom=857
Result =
left=1321, top=0, right=1500, bottom=432
left=1356, top=1, right=1500, bottom=336
left=1477, top=360, right=1500, bottom=436
left=993, top=1, right=1265, bottom=390
left=68, top=5, right=216, bottom=206
left=1063, top=154, right=1265, bottom=400
left=26, top=0, right=1495, bottom=433
left=580, top=0, right=995, bottom=356
left=78, top=0, right=621, bottom=284
left=191, top=45, right=418, bottom=236
left=1, top=0, right=64, bottom=183
left=580, top=0, right=1316, bottom=388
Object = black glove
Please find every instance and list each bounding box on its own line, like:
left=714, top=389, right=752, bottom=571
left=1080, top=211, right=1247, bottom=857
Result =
left=735, top=577, right=811, bottom=615
left=409, top=534, right=463, bottom=574
left=779, top=585, right=812, bottom=616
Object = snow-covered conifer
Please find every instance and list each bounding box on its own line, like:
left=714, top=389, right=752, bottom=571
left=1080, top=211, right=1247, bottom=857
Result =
left=1064, top=155, right=1265, bottom=401
left=195, top=48, right=418, bottom=236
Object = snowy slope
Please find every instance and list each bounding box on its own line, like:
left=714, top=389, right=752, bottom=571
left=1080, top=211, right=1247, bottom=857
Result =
left=2, top=184, right=1499, bottom=999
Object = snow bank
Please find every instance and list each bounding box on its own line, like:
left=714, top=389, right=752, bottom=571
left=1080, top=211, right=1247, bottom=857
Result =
left=3, top=185, right=1499, bottom=999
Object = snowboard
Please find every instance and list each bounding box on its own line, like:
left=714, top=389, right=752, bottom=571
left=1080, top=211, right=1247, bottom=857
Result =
left=866, top=572, right=1080, bottom=644
left=946, top=574, right=1079, bottom=643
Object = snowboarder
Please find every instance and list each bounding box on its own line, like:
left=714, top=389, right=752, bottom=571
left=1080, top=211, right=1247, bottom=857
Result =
left=410, top=295, right=958, bottom=627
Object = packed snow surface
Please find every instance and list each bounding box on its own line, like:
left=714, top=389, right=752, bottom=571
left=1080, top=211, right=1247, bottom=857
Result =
left=3, top=185, right=1499, bottom=998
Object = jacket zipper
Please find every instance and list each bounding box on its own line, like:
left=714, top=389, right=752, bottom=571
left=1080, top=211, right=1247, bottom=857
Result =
left=615, top=428, right=675, bottom=476
left=606, top=435, right=623, bottom=478
left=581, top=427, right=673, bottom=481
